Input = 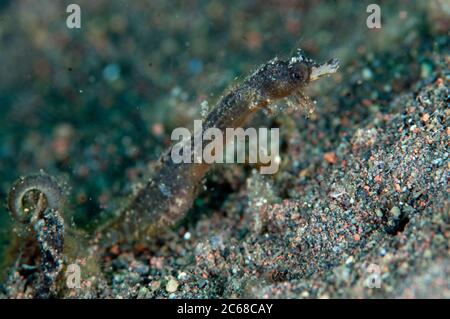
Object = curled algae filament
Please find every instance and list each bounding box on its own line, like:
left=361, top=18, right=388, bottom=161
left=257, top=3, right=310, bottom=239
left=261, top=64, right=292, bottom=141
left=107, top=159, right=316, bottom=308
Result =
left=102, top=49, right=340, bottom=244
left=7, top=173, right=64, bottom=224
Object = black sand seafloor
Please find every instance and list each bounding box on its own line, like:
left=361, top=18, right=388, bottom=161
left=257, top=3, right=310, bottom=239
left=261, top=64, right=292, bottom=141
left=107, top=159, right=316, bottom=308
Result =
left=0, top=0, right=449, bottom=298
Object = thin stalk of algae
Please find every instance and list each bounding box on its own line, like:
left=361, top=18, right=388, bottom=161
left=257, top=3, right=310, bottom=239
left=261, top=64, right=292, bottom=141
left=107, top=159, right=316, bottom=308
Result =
left=6, top=173, right=65, bottom=298
left=6, top=172, right=101, bottom=297
left=100, top=50, right=339, bottom=244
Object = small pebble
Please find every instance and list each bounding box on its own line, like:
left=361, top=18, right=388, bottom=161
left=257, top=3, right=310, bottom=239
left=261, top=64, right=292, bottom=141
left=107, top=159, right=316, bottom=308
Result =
left=323, top=152, right=337, bottom=164
left=166, top=278, right=179, bottom=293
left=390, top=206, right=401, bottom=219
left=177, top=271, right=188, bottom=281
